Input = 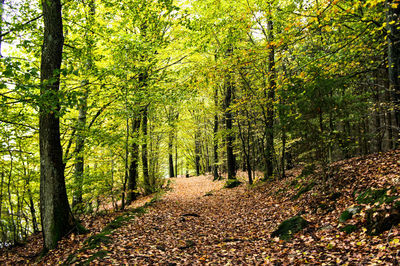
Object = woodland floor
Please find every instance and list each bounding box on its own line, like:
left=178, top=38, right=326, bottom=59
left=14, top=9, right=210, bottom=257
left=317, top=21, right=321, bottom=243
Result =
left=1, top=150, right=400, bottom=265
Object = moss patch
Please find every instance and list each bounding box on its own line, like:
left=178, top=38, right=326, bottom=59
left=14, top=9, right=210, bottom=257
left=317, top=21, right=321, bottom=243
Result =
left=224, top=179, right=242, bottom=189
left=271, top=216, right=309, bottom=240
left=292, top=182, right=315, bottom=200
left=339, top=206, right=362, bottom=223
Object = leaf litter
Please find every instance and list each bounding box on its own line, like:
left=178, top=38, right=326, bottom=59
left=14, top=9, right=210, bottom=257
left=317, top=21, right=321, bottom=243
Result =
left=1, top=150, right=400, bottom=265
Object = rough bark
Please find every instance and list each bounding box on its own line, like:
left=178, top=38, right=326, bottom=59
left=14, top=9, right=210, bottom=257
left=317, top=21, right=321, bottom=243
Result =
left=40, top=0, right=75, bottom=250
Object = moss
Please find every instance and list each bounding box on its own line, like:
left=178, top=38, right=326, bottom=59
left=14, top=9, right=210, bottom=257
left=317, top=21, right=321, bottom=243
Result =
left=340, top=224, right=358, bottom=234
left=292, top=182, right=315, bottom=200
left=75, top=221, right=89, bottom=234
left=300, top=164, right=315, bottom=178
left=356, top=188, right=389, bottom=204
left=271, top=216, right=309, bottom=241
left=224, top=179, right=242, bottom=189
left=103, top=215, right=130, bottom=232
left=83, top=250, right=108, bottom=265
left=339, top=206, right=362, bottom=223
left=84, top=232, right=111, bottom=249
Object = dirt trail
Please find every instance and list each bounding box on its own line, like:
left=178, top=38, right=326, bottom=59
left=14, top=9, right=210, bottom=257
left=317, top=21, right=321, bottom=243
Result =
left=70, top=175, right=277, bottom=265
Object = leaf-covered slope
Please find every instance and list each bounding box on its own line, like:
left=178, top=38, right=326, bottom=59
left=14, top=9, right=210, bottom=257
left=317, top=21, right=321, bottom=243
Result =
left=2, top=150, right=400, bottom=264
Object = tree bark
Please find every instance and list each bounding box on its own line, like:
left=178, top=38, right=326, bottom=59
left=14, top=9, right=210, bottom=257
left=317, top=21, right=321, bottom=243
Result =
left=0, top=0, right=4, bottom=58
left=225, top=49, right=236, bottom=180
left=127, top=116, right=141, bottom=204
left=264, top=19, right=275, bottom=180
left=168, top=131, right=175, bottom=178
left=72, top=0, right=95, bottom=211
left=195, top=130, right=201, bottom=176
left=142, top=105, right=151, bottom=194
left=40, top=0, right=75, bottom=250
left=386, top=0, right=400, bottom=132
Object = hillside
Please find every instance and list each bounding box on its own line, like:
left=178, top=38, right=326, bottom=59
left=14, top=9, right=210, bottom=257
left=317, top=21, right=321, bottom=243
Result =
left=1, top=150, right=399, bottom=264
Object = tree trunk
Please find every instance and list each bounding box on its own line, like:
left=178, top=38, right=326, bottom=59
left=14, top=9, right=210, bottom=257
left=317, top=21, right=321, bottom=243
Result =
left=213, top=108, right=220, bottom=180
left=142, top=105, right=151, bottom=194
left=195, top=131, right=201, bottom=176
left=0, top=0, right=4, bottom=58
left=40, top=0, right=75, bottom=250
left=168, top=131, right=175, bottom=178
left=72, top=0, right=94, bottom=211
left=225, top=58, right=236, bottom=180
left=72, top=92, right=87, bottom=210
left=127, top=116, right=141, bottom=204
left=28, top=188, right=39, bottom=234
left=386, top=0, right=400, bottom=138
left=264, top=19, right=275, bottom=180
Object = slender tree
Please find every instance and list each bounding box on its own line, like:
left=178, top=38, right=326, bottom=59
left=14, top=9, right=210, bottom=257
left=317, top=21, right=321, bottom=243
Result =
left=386, top=0, right=400, bottom=135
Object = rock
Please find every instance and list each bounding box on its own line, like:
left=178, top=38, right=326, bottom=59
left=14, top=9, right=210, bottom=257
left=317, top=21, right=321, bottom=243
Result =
left=271, top=216, right=309, bottom=240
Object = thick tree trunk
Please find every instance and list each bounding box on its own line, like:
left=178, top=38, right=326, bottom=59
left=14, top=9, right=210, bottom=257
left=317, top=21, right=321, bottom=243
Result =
left=127, top=117, right=141, bottom=204
left=40, top=0, right=75, bottom=250
left=264, top=19, right=275, bottom=180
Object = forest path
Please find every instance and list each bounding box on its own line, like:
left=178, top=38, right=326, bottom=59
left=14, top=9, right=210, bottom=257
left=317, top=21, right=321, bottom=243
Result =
left=70, top=175, right=280, bottom=264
